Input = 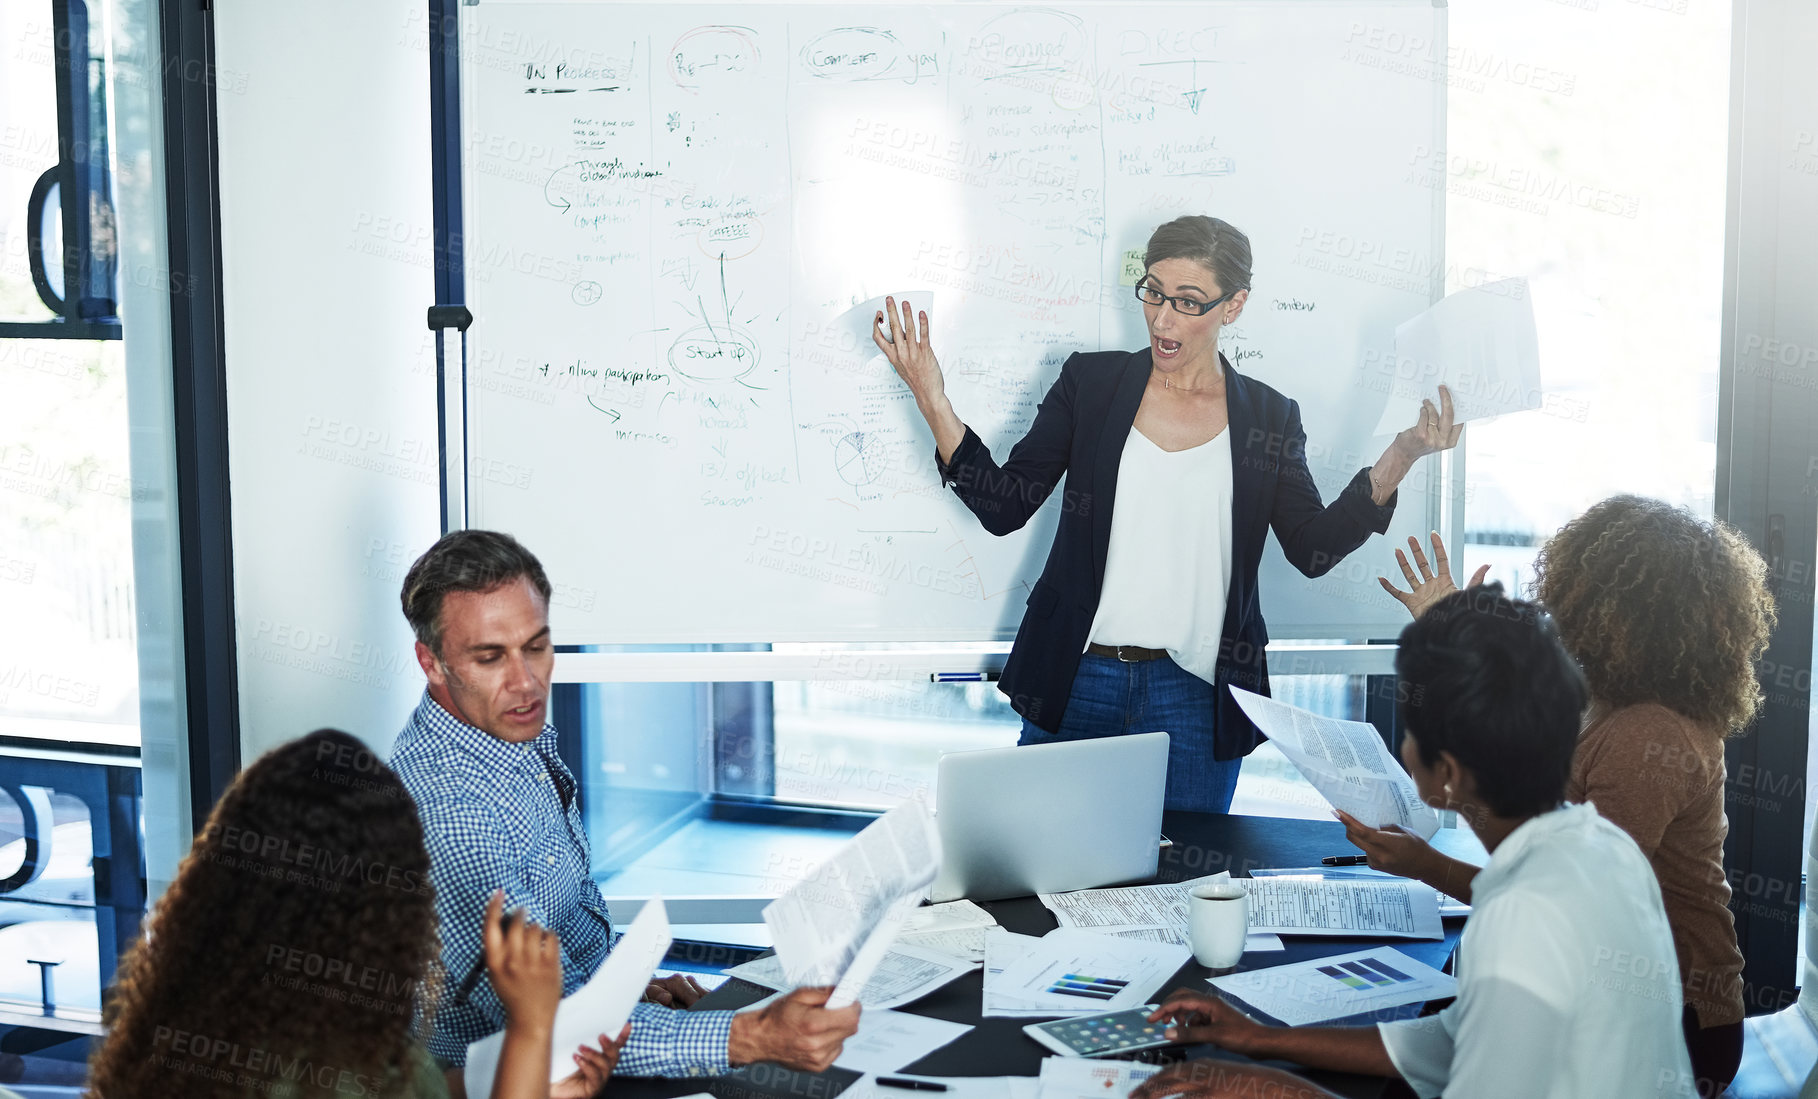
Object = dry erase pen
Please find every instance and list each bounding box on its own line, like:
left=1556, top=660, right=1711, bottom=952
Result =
left=878, top=1080, right=948, bottom=1092
left=929, top=671, right=1001, bottom=683
left=1321, top=855, right=1369, bottom=867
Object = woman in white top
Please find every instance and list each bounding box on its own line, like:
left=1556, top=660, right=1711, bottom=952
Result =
left=1131, top=585, right=1696, bottom=1099
left=874, top=216, right=1460, bottom=812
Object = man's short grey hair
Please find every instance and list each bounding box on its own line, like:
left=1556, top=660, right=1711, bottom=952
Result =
left=400, top=530, right=552, bottom=656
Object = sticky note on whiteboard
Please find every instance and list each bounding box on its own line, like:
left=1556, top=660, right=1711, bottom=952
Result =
left=1119, top=250, right=1146, bottom=286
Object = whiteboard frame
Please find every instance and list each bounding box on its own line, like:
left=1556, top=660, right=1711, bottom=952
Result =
left=437, top=0, right=1463, bottom=648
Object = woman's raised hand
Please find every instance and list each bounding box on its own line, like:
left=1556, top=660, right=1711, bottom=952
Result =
left=873, top=295, right=947, bottom=411
left=1396, top=384, right=1464, bottom=459
left=1378, top=531, right=1488, bottom=620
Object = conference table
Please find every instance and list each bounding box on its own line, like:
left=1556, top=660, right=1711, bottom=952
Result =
left=617, top=812, right=1466, bottom=1099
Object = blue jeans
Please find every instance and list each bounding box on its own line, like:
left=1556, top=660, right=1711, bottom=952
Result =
left=1018, top=653, right=1242, bottom=814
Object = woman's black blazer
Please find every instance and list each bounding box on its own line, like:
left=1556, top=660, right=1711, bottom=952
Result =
left=938, top=348, right=1396, bottom=760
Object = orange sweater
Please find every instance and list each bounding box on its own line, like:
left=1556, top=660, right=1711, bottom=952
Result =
left=1567, top=703, right=1745, bottom=1027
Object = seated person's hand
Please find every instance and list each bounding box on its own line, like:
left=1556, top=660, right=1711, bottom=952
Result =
left=1147, top=989, right=1263, bottom=1054
left=482, top=889, right=562, bottom=1031
left=550, top=1025, right=631, bottom=1099
left=643, top=973, right=709, bottom=1008
left=1379, top=532, right=1488, bottom=620
left=1332, top=810, right=1439, bottom=882
left=1131, top=1062, right=1333, bottom=1099
left=727, top=986, right=862, bottom=1072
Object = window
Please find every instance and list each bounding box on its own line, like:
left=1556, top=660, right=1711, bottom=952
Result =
left=1, top=0, right=182, bottom=1052
left=1448, top=2, right=1727, bottom=586
left=1, top=0, right=132, bottom=748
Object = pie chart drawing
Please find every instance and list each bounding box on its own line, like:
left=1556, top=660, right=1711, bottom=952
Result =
left=834, top=432, right=888, bottom=487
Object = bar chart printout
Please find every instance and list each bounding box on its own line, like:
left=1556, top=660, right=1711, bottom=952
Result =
left=1208, top=948, right=1457, bottom=1027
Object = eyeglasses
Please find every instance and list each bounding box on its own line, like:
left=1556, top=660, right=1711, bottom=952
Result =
left=1135, top=280, right=1238, bottom=316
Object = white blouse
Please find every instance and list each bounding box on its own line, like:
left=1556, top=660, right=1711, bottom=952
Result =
left=1085, top=426, right=1234, bottom=682
left=1377, top=803, right=1696, bottom=1098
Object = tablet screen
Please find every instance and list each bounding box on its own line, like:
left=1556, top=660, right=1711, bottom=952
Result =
left=1032, top=1008, right=1171, bottom=1056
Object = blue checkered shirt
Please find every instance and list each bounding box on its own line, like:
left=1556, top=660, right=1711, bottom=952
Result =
left=391, top=692, right=734, bottom=1076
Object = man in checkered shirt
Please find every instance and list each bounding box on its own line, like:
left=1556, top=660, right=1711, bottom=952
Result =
left=391, top=530, right=859, bottom=1079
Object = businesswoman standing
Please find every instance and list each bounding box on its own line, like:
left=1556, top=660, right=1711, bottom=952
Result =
left=873, top=216, right=1460, bottom=812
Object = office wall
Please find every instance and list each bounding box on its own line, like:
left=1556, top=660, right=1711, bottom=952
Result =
left=214, top=2, right=441, bottom=759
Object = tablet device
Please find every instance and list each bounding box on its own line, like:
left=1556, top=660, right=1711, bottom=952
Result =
left=1024, top=1006, right=1170, bottom=1058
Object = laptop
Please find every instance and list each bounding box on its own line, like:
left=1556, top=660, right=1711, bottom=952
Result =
left=928, top=732, right=1169, bottom=903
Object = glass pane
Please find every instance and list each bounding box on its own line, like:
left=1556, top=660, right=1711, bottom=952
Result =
left=582, top=664, right=1428, bottom=899
left=0, top=339, right=140, bottom=745
left=1445, top=2, right=1728, bottom=588
left=0, top=1, right=60, bottom=320
left=0, top=788, right=100, bottom=1021
left=772, top=678, right=1019, bottom=808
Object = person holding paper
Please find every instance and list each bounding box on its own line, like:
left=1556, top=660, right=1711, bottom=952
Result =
left=1133, top=586, right=1695, bottom=1098
left=86, top=729, right=623, bottom=1099
left=392, top=531, right=861, bottom=1078
left=1349, top=498, right=1772, bottom=1097
left=875, top=215, right=1459, bottom=812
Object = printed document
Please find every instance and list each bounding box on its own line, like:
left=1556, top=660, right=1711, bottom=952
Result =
left=1037, top=1056, right=1160, bottom=1099
left=764, top=798, right=942, bottom=1008
left=725, top=942, right=971, bottom=1011
left=896, top=898, right=998, bottom=963
left=832, top=1009, right=973, bottom=1074
left=1231, top=687, right=1440, bottom=839
left=982, top=929, right=1056, bottom=1018
left=1208, top=947, right=1456, bottom=1026
left=1252, top=866, right=1471, bottom=919
left=463, top=898, right=673, bottom=1095
left=987, top=927, right=1187, bottom=1016
left=1097, top=925, right=1284, bottom=952
left=1371, top=276, right=1542, bottom=436
left=1246, top=878, right=1444, bottom=940
left=1039, top=872, right=1280, bottom=950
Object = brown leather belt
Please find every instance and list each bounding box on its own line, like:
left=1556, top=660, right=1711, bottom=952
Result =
left=1086, top=642, right=1169, bottom=663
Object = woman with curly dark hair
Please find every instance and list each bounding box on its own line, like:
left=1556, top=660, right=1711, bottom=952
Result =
left=87, top=729, right=622, bottom=1099
left=1344, top=496, right=1774, bottom=1099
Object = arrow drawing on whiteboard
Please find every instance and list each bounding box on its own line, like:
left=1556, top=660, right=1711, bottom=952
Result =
left=585, top=398, right=622, bottom=423
left=667, top=253, right=762, bottom=384
left=545, top=165, right=574, bottom=213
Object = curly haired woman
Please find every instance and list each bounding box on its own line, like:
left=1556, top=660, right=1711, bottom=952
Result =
left=1346, top=496, right=1775, bottom=1099
left=87, top=729, right=624, bottom=1099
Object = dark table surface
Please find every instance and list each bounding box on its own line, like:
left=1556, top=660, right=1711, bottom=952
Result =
left=616, top=812, right=1464, bottom=1099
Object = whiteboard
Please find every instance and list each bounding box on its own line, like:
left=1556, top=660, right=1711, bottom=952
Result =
left=457, top=1, right=1448, bottom=643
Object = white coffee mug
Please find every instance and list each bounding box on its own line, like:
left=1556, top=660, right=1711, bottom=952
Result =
left=1188, top=882, right=1249, bottom=968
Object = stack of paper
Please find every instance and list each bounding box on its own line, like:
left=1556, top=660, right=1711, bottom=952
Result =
left=981, top=927, right=1187, bottom=1018
left=764, top=799, right=943, bottom=1008
left=1245, top=878, right=1444, bottom=940
left=463, top=898, right=674, bottom=1098
left=724, top=942, right=972, bottom=1011
left=1208, top=947, right=1456, bottom=1026
left=1231, top=687, right=1441, bottom=839
left=896, top=899, right=997, bottom=963
left=1039, top=874, right=1282, bottom=953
